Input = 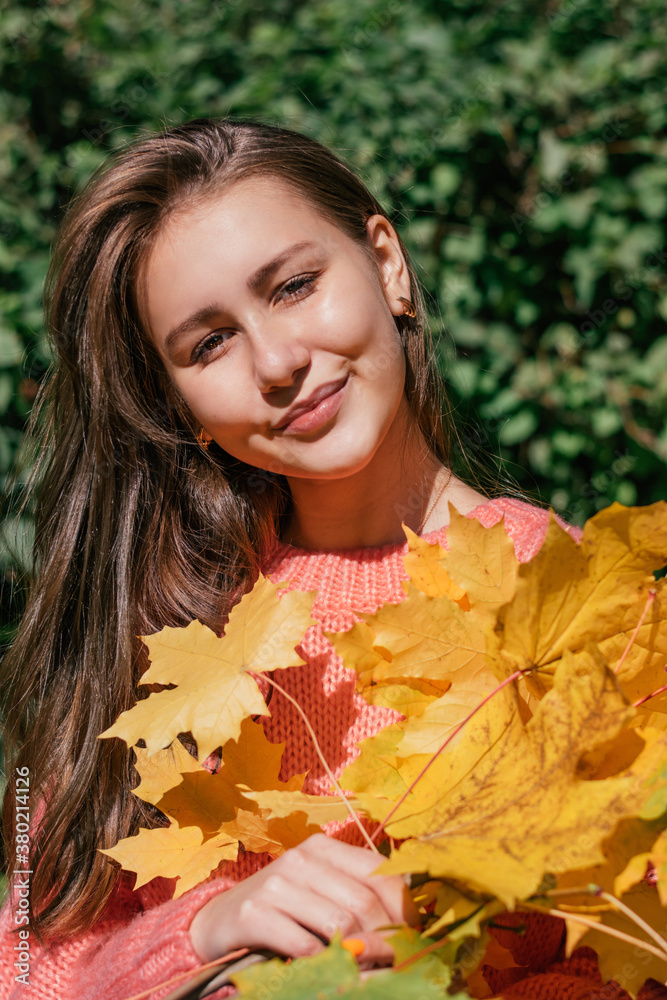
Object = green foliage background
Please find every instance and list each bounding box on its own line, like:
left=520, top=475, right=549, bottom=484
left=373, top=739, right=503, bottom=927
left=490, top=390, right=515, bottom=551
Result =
left=1, top=0, right=666, bottom=634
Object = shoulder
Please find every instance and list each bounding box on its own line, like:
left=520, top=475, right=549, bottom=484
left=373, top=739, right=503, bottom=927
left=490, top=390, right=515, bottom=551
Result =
left=467, top=496, right=583, bottom=564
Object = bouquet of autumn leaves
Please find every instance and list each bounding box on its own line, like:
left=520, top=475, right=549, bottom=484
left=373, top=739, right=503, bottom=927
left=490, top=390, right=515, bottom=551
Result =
left=100, top=503, right=667, bottom=1000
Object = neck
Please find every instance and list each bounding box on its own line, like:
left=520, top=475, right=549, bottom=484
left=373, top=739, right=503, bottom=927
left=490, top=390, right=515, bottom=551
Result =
left=282, top=400, right=450, bottom=551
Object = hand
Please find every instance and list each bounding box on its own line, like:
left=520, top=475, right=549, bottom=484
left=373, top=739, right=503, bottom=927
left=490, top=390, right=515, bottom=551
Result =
left=189, top=834, right=416, bottom=967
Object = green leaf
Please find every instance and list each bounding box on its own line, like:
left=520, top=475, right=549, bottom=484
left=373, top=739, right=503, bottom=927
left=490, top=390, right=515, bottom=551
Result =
left=231, top=936, right=467, bottom=999
left=498, top=409, right=539, bottom=446
left=0, top=328, right=23, bottom=368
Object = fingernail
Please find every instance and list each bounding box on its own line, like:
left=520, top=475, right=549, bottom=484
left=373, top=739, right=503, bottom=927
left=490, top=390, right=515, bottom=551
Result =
left=342, top=937, right=366, bottom=957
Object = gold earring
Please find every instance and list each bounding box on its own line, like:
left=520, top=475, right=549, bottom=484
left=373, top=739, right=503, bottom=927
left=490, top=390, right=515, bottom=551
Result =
left=398, top=296, right=417, bottom=318
left=196, top=427, right=211, bottom=449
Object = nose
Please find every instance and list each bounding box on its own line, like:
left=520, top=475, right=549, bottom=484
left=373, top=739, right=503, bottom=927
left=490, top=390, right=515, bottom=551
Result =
left=252, top=325, right=311, bottom=393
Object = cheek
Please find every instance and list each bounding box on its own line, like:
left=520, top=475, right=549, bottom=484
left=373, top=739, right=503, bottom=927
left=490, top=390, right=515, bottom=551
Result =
left=176, top=376, right=251, bottom=444
left=324, top=293, right=406, bottom=388
left=317, top=269, right=390, bottom=351
left=355, top=320, right=406, bottom=392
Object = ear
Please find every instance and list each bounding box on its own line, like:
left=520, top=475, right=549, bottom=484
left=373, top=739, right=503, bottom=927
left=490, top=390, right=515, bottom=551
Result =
left=365, top=214, right=412, bottom=315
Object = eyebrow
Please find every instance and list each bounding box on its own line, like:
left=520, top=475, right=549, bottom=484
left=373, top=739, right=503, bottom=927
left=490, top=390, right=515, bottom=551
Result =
left=164, top=240, right=321, bottom=354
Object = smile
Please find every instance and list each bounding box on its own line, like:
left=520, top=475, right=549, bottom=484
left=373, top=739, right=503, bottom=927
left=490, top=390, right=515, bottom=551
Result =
left=276, top=375, right=349, bottom=435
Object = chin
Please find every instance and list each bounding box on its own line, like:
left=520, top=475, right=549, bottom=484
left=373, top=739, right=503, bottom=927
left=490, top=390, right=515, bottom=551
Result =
left=282, top=431, right=386, bottom=480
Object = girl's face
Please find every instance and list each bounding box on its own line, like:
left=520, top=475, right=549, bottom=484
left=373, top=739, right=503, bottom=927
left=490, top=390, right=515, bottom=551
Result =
left=144, top=175, right=413, bottom=480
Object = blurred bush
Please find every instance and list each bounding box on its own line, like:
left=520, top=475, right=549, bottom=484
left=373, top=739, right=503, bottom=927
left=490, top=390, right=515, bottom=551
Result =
left=1, top=0, right=666, bottom=640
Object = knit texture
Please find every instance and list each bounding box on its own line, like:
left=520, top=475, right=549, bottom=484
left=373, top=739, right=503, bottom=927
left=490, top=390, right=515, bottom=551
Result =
left=0, top=498, right=577, bottom=1000
left=476, top=912, right=667, bottom=1000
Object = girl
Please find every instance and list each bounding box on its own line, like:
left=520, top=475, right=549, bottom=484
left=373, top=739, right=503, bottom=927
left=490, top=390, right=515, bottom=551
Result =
left=0, top=118, right=573, bottom=1000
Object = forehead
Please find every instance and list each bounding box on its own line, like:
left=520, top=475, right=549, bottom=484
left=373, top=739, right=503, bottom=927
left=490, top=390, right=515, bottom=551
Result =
left=156, top=174, right=340, bottom=256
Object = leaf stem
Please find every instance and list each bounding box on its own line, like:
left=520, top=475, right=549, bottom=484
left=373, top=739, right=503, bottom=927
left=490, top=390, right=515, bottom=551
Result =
left=372, top=669, right=524, bottom=843
left=252, top=672, right=380, bottom=854
left=541, top=885, right=667, bottom=956
left=391, top=936, right=452, bottom=972
left=520, top=901, right=667, bottom=964
left=634, top=683, right=667, bottom=708
left=614, top=589, right=657, bottom=675
left=595, top=888, right=667, bottom=958
left=541, top=885, right=602, bottom=899
left=537, top=886, right=610, bottom=913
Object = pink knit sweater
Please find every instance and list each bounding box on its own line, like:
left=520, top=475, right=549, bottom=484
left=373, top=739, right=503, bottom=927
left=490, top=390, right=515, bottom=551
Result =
left=0, top=498, right=578, bottom=1000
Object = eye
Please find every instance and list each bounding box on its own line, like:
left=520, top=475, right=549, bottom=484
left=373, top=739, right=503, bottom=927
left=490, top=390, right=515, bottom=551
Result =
left=275, top=272, right=318, bottom=303
left=191, top=330, right=234, bottom=364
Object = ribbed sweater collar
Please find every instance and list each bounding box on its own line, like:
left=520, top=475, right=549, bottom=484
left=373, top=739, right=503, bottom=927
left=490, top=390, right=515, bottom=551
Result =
left=260, top=498, right=503, bottom=624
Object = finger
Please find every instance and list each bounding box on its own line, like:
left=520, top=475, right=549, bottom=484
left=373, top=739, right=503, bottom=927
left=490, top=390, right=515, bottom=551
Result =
left=262, top=874, right=362, bottom=941
left=364, top=874, right=420, bottom=927
left=299, top=836, right=411, bottom=921
left=303, top=837, right=413, bottom=925
left=279, top=850, right=394, bottom=933
left=235, top=899, right=325, bottom=958
left=343, top=931, right=395, bottom=969
left=300, top=835, right=383, bottom=881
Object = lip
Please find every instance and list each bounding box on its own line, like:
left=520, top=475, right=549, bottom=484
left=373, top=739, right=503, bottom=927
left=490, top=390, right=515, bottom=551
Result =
left=274, top=375, right=349, bottom=433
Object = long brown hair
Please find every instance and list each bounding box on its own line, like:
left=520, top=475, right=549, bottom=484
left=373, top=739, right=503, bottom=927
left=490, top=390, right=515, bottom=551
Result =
left=0, top=118, right=453, bottom=938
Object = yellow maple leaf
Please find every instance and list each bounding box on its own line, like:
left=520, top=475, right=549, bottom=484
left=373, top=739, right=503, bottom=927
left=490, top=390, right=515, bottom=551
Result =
left=393, top=668, right=508, bottom=757
left=101, top=824, right=238, bottom=897
left=330, top=583, right=488, bottom=685
left=220, top=807, right=319, bottom=855
left=491, top=503, right=667, bottom=697
left=328, top=513, right=520, bottom=793
left=356, top=677, right=453, bottom=715
left=341, top=672, right=517, bottom=818
left=552, top=726, right=667, bottom=901
left=133, top=719, right=319, bottom=849
left=132, top=739, right=202, bottom=805
left=326, top=620, right=394, bottom=691
left=340, top=727, right=427, bottom=801
left=557, top=814, right=665, bottom=898
left=650, top=828, right=667, bottom=906
left=340, top=668, right=512, bottom=803
left=401, top=524, right=470, bottom=607
left=328, top=514, right=515, bottom=732
left=325, top=614, right=453, bottom=718
left=423, top=506, right=518, bottom=611
left=240, top=787, right=354, bottom=826
left=100, top=575, right=316, bottom=758
left=375, top=647, right=667, bottom=907
left=152, top=755, right=240, bottom=832
left=620, top=646, right=667, bottom=718
left=104, top=720, right=328, bottom=894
